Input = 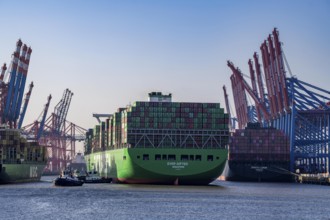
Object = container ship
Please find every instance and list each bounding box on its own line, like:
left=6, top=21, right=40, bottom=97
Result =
left=222, top=122, right=292, bottom=182
left=0, top=127, right=47, bottom=184
left=84, top=92, right=229, bottom=185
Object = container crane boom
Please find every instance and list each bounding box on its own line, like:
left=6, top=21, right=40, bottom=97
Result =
left=14, top=46, right=32, bottom=122
left=223, top=85, right=231, bottom=116
left=17, top=82, right=34, bottom=129
left=54, top=89, right=73, bottom=132
left=0, top=63, right=7, bottom=119
left=0, top=63, right=6, bottom=81
left=3, top=39, right=22, bottom=125
left=223, top=85, right=237, bottom=130
left=230, top=72, right=248, bottom=128
left=10, top=44, right=27, bottom=123
left=268, top=34, right=283, bottom=114
left=253, top=52, right=266, bottom=104
left=248, top=59, right=262, bottom=121
left=273, top=28, right=290, bottom=112
left=37, top=94, right=52, bottom=139
left=228, top=60, right=270, bottom=121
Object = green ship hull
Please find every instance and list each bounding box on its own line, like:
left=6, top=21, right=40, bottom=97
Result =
left=85, top=148, right=228, bottom=185
left=0, top=162, right=47, bottom=184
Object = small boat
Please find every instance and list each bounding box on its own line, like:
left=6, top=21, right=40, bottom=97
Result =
left=54, top=170, right=84, bottom=187
left=84, top=170, right=112, bottom=184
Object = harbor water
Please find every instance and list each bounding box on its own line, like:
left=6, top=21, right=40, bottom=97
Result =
left=1, top=176, right=330, bottom=220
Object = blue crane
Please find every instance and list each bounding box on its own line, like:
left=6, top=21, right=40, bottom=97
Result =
left=1, top=40, right=32, bottom=128
left=14, top=47, right=32, bottom=123
left=17, top=82, right=34, bottom=129
left=37, top=95, right=52, bottom=139
left=3, top=39, right=22, bottom=125
left=9, top=44, right=27, bottom=123
left=54, top=89, right=73, bottom=133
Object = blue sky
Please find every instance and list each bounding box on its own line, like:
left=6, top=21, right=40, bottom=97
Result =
left=0, top=0, right=329, bottom=130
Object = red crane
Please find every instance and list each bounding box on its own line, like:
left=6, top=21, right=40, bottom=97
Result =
left=228, top=61, right=270, bottom=124
left=268, top=35, right=284, bottom=114
left=260, top=41, right=277, bottom=118
left=253, top=53, right=266, bottom=104
left=227, top=28, right=290, bottom=125
left=273, top=28, right=290, bottom=112
left=230, top=71, right=248, bottom=128
left=248, top=59, right=262, bottom=121
left=0, top=63, right=7, bottom=118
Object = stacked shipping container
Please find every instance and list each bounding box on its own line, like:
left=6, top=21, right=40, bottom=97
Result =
left=229, top=123, right=290, bottom=162
left=86, top=93, right=229, bottom=153
left=122, top=102, right=229, bottom=148
left=123, top=102, right=228, bottom=130
left=84, top=129, right=93, bottom=153
left=0, top=129, right=47, bottom=163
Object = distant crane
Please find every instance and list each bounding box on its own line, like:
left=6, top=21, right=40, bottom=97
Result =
left=54, top=89, right=73, bottom=133
left=37, top=95, right=52, bottom=139
left=0, top=63, right=8, bottom=117
left=22, top=89, right=86, bottom=174
left=222, top=85, right=236, bottom=130
left=41, top=89, right=84, bottom=174
left=0, top=63, right=6, bottom=81
left=21, top=94, right=52, bottom=140
left=1, top=40, right=87, bottom=175
left=17, top=82, right=34, bottom=129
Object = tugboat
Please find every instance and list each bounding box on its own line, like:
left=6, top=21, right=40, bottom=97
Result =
left=84, top=170, right=112, bottom=184
left=54, top=170, right=84, bottom=187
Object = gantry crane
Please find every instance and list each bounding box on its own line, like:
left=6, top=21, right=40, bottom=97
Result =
left=227, top=28, right=330, bottom=173
left=54, top=89, right=73, bottom=133
left=223, top=85, right=237, bottom=131
left=2, top=40, right=87, bottom=175
left=1, top=39, right=33, bottom=128
left=17, top=82, right=34, bottom=129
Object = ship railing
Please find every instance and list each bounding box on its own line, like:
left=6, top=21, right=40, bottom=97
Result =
left=107, top=144, right=225, bottom=150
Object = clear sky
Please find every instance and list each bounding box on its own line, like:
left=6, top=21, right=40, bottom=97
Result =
left=0, top=0, right=329, bottom=131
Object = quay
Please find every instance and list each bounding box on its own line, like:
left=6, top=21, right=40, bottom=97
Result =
left=297, top=174, right=330, bottom=185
